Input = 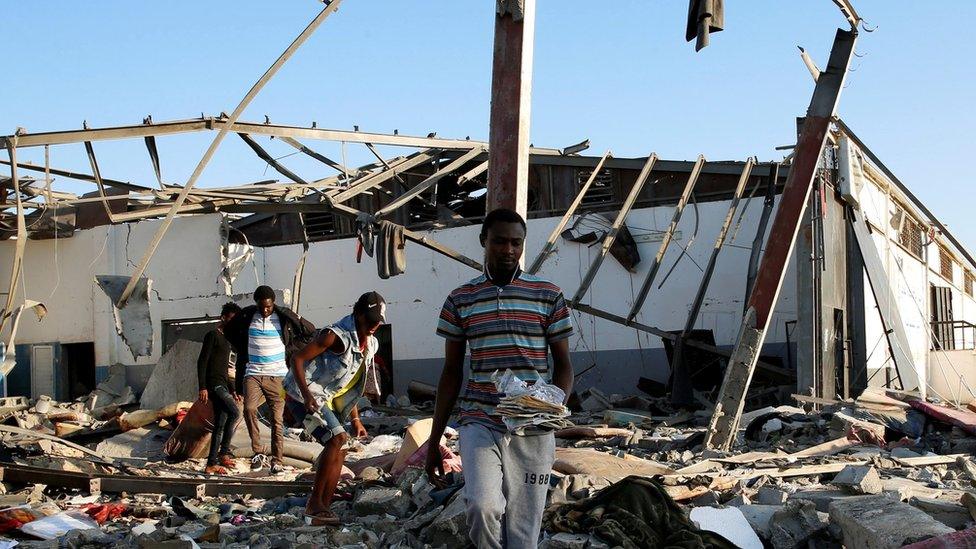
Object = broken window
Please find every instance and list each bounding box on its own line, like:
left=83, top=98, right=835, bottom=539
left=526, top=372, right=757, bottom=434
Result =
left=896, top=206, right=924, bottom=260
left=940, top=246, right=954, bottom=282
left=966, top=271, right=974, bottom=297
left=578, top=168, right=614, bottom=205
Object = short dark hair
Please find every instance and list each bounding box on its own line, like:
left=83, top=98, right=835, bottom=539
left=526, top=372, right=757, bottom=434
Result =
left=254, top=285, right=275, bottom=303
left=221, top=302, right=242, bottom=317
left=481, top=208, right=526, bottom=240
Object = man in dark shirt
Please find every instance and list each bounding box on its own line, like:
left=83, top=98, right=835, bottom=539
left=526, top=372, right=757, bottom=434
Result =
left=197, top=302, right=243, bottom=474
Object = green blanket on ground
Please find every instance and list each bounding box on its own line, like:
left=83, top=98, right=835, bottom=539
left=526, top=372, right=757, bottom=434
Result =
left=545, top=475, right=738, bottom=549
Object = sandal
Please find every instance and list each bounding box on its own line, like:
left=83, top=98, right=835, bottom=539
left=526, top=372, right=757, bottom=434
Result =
left=218, top=454, right=236, bottom=468
left=304, top=510, right=340, bottom=526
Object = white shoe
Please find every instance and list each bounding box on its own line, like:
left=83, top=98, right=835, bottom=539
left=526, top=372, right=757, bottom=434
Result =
left=250, top=454, right=269, bottom=471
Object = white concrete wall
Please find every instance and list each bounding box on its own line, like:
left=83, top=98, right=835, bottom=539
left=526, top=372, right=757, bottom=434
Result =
left=0, top=214, right=264, bottom=373
left=3, top=200, right=798, bottom=395
left=853, top=147, right=976, bottom=400
left=261, top=199, right=797, bottom=392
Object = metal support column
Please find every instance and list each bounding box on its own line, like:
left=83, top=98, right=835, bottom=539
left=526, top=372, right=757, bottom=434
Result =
left=487, top=0, right=536, bottom=218
left=705, top=28, right=856, bottom=451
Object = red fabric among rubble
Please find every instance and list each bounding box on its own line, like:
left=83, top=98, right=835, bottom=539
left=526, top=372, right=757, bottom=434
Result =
left=0, top=507, right=36, bottom=533
left=392, top=441, right=462, bottom=478
left=902, top=526, right=976, bottom=548
left=83, top=503, right=128, bottom=524
left=909, top=400, right=976, bottom=436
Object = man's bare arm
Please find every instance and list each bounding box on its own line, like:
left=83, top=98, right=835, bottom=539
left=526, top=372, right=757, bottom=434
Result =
left=424, top=339, right=466, bottom=486
left=550, top=338, right=573, bottom=403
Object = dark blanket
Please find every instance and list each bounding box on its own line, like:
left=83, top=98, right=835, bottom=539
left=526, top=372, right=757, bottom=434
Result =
left=545, top=475, right=737, bottom=549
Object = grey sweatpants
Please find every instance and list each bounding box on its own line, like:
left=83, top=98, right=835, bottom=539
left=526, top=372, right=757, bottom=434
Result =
left=458, top=423, right=556, bottom=549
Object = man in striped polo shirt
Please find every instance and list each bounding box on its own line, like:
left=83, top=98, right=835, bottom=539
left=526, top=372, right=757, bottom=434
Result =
left=425, top=208, right=574, bottom=548
left=226, top=286, right=315, bottom=474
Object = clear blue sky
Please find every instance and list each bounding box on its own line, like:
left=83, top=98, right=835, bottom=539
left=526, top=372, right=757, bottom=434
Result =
left=2, top=1, right=974, bottom=250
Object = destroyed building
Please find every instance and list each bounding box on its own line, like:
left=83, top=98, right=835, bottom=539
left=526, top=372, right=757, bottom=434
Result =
left=1, top=119, right=974, bottom=410
left=4, top=1, right=976, bottom=547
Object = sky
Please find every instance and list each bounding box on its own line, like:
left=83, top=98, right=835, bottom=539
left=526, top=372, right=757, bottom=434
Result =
left=2, top=1, right=974, bottom=250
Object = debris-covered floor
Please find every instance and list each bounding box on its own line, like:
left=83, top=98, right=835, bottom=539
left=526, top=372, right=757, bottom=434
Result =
left=3, top=378, right=976, bottom=548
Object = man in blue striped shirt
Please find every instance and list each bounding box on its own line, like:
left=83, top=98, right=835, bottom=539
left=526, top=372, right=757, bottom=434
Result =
left=226, top=285, right=315, bottom=473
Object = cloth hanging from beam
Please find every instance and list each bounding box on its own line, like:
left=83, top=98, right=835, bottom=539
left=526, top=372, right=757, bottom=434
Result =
left=686, top=0, right=724, bottom=51
left=376, top=220, right=406, bottom=279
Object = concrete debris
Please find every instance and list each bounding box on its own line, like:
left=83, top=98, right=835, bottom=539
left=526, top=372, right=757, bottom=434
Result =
left=3, top=376, right=976, bottom=547
left=139, top=340, right=204, bottom=410
left=689, top=506, right=763, bottom=549
left=768, top=500, right=829, bottom=549
left=829, top=495, right=955, bottom=549
left=832, top=465, right=883, bottom=494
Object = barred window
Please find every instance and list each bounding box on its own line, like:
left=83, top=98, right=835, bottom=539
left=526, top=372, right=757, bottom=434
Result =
left=940, top=246, right=954, bottom=282
left=578, top=168, right=614, bottom=205
left=898, top=210, right=924, bottom=259
left=966, top=271, right=974, bottom=297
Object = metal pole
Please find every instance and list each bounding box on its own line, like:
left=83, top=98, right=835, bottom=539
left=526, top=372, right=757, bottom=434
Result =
left=626, top=155, right=706, bottom=321
left=571, top=153, right=657, bottom=306
left=527, top=150, right=611, bottom=274
left=705, top=28, right=857, bottom=451
left=116, top=0, right=344, bottom=307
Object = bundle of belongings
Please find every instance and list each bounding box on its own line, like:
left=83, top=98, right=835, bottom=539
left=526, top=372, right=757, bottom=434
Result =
left=493, top=370, right=572, bottom=433
left=545, top=475, right=737, bottom=549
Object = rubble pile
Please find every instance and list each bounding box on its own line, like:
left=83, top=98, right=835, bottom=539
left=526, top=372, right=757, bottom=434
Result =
left=2, top=383, right=976, bottom=547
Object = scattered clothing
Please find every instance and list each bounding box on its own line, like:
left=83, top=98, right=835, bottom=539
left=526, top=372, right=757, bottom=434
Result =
left=376, top=220, right=407, bottom=279
left=459, top=423, right=556, bottom=549
left=436, top=268, right=573, bottom=428
left=545, top=475, right=737, bottom=549
left=686, top=0, right=724, bottom=51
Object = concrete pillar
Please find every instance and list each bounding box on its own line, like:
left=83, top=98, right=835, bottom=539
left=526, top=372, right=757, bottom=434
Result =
left=486, top=0, right=535, bottom=218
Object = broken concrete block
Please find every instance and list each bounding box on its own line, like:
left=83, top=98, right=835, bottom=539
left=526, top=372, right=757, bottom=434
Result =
left=789, top=487, right=857, bottom=512
left=689, top=506, right=763, bottom=549
left=139, top=340, right=203, bottom=410
left=579, top=388, right=611, bottom=412
left=352, top=487, right=411, bottom=518
left=830, top=411, right=886, bottom=442
left=769, top=499, right=828, bottom=549
left=547, top=533, right=589, bottom=549
left=883, top=477, right=944, bottom=501
left=909, top=496, right=973, bottom=529
left=423, top=494, right=468, bottom=547
left=891, top=447, right=923, bottom=459
left=757, top=486, right=789, bottom=505
left=829, top=495, right=954, bottom=549
left=726, top=494, right=750, bottom=507
left=691, top=491, right=720, bottom=507
left=832, top=465, right=883, bottom=495
left=738, top=505, right=779, bottom=540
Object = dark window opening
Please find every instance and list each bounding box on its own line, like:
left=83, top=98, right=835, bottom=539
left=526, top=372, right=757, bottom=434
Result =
left=578, top=168, right=614, bottom=205
left=61, top=342, right=96, bottom=400
left=931, top=284, right=955, bottom=350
